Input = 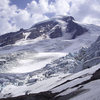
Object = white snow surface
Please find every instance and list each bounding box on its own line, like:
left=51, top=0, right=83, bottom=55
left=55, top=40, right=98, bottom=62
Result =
left=0, top=23, right=99, bottom=74
left=9, top=52, right=66, bottom=73
left=70, top=80, right=100, bottom=100
left=0, top=23, right=100, bottom=99
left=0, top=63, right=100, bottom=99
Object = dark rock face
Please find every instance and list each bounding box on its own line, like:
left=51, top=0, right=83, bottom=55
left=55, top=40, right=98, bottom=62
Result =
left=28, top=20, right=58, bottom=39
left=58, top=16, right=88, bottom=39
left=0, top=29, right=25, bottom=47
left=49, top=26, right=62, bottom=38
left=0, top=61, right=6, bottom=65
left=0, top=91, right=56, bottom=100
left=61, top=16, right=75, bottom=22
left=0, top=16, right=88, bottom=47
left=66, top=21, right=88, bottom=39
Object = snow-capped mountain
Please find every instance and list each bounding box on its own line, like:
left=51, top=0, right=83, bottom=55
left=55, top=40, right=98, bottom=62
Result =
left=0, top=16, right=100, bottom=100
left=0, top=16, right=87, bottom=47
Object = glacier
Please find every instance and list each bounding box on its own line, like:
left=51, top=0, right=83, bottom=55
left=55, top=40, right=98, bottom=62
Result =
left=0, top=16, right=100, bottom=100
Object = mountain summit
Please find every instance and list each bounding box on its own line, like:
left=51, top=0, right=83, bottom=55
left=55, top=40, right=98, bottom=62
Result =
left=0, top=16, right=87, bottom=47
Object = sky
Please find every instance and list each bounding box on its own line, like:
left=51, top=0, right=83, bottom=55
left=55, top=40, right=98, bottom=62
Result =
left=0, top=0, right=100, bottom=35
left=10, top=0, right=33, bottom=9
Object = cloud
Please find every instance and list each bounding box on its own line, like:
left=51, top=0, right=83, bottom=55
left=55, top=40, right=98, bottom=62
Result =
left=54, top=0, right=70, bottom=15
left=69, top=0, right=100, bottom=24
left=0, top=0, right=100, bottom=35
left=0, top=0, right=17, bottom=34
left=83, top=16, right=100, bottom=26
left=24, top=0, right=100, bottom=26
left=0, top=0, right=49, bottom=34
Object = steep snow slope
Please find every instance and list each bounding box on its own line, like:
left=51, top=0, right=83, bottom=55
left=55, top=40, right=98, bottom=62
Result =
left=51, top=64, right=100, bottom=100
left=0, top=63, right=100, bottom=100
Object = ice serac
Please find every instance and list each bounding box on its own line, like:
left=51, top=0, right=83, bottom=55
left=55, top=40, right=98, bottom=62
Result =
left=1, top=64, right=100, bottom=100
left=77, top=35, right=100, bottom=69
left=0, top=16, right=87, bottom=47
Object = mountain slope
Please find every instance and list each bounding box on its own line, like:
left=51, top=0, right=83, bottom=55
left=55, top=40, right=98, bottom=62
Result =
left=0, top=16, right=87, bottom=47
left=0, top=16, right=100, bottom=73
left=0, top=63, right=100, bottom=100
left=0, top=16, right=100, bottom=99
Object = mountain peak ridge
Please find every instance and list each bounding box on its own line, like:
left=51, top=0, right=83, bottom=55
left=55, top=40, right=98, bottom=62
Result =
left=0, top=16, right=87, bottom=47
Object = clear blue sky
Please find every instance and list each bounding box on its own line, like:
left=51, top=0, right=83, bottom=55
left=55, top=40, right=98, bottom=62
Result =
left=10, top=0, right=34, bottom=9
left=10, top=0, right=55, bottom=9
